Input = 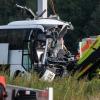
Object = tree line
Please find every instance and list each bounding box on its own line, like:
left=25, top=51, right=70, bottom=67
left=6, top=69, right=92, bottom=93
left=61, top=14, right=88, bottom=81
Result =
left=0, top=0, right=100, bottom=53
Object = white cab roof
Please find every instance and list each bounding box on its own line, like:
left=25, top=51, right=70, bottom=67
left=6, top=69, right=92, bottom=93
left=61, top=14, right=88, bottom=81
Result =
left=0, top=24, right=44, bottom=32
left=8, top=19, right=68, bottom=26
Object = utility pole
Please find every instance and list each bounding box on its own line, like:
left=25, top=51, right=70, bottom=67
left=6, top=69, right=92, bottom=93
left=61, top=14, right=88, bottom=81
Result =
left=37, top=0, right=47, bottom=18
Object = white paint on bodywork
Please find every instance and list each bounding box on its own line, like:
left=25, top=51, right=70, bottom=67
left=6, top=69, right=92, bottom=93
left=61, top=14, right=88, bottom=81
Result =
left=9, top=50, right=28, bottom=77
left=0, top=43, right=9, bottom=64
left=8, top=19, right=68, bottom=26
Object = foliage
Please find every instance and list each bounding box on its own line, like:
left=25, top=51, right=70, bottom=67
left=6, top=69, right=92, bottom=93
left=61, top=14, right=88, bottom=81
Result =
left=0, top=0, right=100, bottom=53
left=54, top=0, right=99, bottom=53
left=83, top=2, right=100, bottom=36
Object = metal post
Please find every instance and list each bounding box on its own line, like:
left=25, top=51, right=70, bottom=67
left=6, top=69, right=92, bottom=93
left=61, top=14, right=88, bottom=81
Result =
left=42, top=39, right=49, bottom=64
left=37, top=0, right=47, bottom=18
left=49, top=87, right=53, bottom=100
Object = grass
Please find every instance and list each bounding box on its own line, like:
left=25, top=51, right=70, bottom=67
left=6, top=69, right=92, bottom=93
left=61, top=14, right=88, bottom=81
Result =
left=1, top=72, right=100, bottom=100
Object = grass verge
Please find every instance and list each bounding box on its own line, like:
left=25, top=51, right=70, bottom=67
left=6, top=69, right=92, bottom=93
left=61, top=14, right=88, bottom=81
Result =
left=1, top=72, right=100, bottom=100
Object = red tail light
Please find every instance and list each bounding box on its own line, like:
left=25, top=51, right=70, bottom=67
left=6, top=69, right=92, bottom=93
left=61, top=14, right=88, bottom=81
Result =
left=38, top=90, right=48, bottom=97
left=37, top=90, right=48, bottom=100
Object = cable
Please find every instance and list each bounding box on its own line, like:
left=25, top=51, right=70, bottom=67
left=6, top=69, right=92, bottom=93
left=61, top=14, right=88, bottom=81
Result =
left=49, top=0, right=56, bottom=15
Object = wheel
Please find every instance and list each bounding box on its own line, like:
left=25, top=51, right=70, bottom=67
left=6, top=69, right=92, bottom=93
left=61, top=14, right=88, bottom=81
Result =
left=14, top=71, right=24, bottom=78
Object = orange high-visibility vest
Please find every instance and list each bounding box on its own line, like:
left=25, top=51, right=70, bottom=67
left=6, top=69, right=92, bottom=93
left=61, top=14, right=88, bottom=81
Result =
left=0, top=76, right=6, bottom=88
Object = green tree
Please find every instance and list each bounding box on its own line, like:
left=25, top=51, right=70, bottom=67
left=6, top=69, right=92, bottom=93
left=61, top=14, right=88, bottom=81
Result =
left=84, top=2, right=100, bottom=36
left=0, top=0, right=99, bottom=53
left=54, top=0, right=99, bottom=53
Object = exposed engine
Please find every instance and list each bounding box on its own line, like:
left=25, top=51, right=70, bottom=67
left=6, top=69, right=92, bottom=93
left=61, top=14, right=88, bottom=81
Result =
left=28, top=24, right=76, bottom=79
